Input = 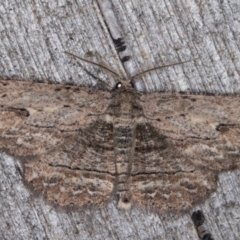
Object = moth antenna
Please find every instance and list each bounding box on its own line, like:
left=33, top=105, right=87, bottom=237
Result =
left=130, top=58, right=199, bottom=80
left=64, top=51, right=122, bottom=80
left=79, top=65, right=113, bottom=89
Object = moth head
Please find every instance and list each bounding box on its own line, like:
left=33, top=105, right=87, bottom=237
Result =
left=118, top=191, right=132, bottom=210
left=115, top=81, right=135, bottom=91
left=115, top=82, right=122, bottom=89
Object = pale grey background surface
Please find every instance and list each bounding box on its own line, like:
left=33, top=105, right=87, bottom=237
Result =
left=0, top=0, right=240, bottom=239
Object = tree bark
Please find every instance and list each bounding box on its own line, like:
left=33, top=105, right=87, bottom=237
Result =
left=0, top=0, right=240, bottom=239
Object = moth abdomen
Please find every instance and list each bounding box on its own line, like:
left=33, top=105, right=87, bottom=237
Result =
left=112, top=120, right=137, bottom=210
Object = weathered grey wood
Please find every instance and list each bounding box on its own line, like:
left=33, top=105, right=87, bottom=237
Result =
left=0, top=0, right=240, bottom=239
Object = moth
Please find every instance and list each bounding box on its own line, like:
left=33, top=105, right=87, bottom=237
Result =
left=0, top=53, right=240, bottom=213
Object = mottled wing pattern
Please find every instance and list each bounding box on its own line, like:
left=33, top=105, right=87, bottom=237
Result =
left=25, top=119, right=115, bottom=208
left=0, top=80, right=115, bottom=208
left=2, top=80, right=240, bottom=211
left=131, top=94, right=240, bottom=212
left=0, top=80, right=110, bottom=156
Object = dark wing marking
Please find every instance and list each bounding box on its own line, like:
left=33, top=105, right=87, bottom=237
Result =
left=40, top=119, right=115, bottom=174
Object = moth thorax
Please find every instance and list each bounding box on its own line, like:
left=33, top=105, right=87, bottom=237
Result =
left=121, top=101, right=132, bottom=113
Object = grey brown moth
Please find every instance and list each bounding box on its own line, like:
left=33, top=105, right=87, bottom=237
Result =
left=0, top=54, right=240, bottom=213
